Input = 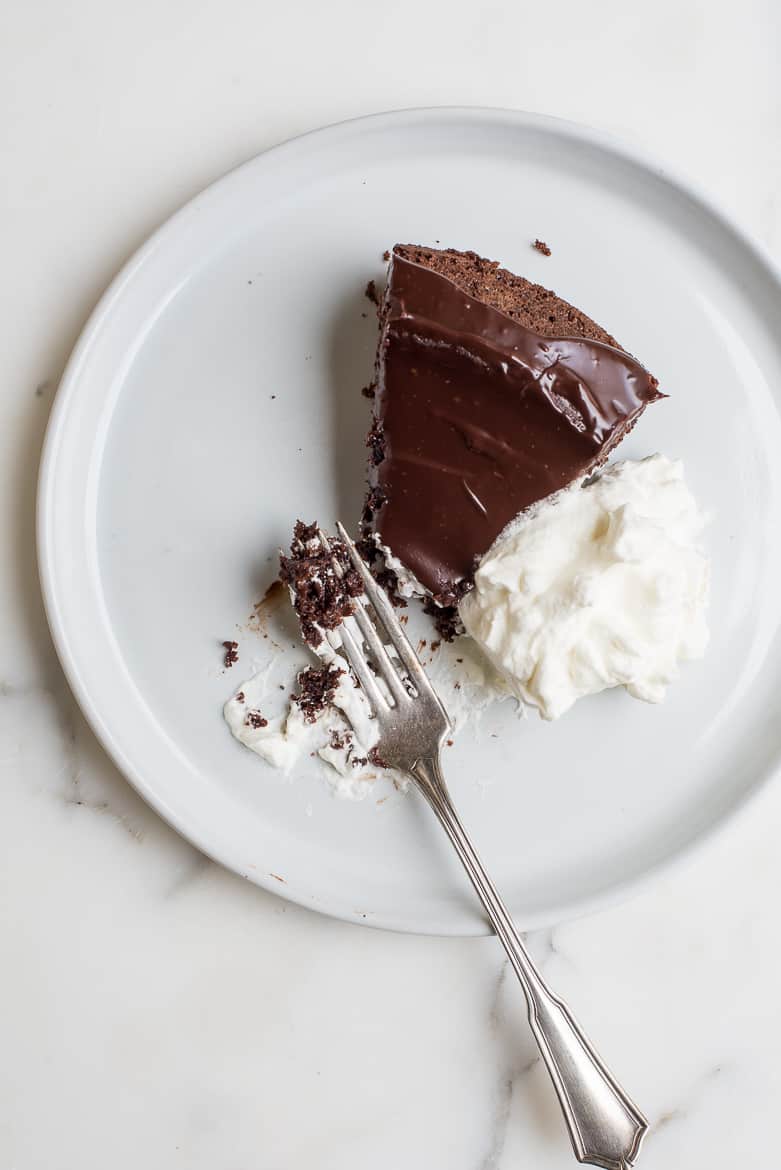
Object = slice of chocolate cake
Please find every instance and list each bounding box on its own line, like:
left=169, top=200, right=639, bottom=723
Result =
left=363, top=245, right=663, bottom=605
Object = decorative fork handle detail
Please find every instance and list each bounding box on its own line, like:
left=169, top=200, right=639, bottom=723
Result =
left=411, top=756, right=648, bottom=1170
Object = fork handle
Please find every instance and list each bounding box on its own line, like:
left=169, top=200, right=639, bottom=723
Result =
left=411, top=756, right=648, bottom=1170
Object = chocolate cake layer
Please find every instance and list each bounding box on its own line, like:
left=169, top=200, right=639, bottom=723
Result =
left=367, top=246, right=663, bottom=601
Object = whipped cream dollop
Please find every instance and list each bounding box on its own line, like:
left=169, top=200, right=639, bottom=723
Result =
left=459, top=455, right=710, bottom=720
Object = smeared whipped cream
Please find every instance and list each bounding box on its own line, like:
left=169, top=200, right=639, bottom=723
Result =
left=459, top=455, right=709, bottom=720
left=224, top=623, right=508, bottom=797
left=224, top=637, right=384, bottom=800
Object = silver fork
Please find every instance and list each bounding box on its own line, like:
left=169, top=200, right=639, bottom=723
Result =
left=327, top=522, right=648, bottom=1170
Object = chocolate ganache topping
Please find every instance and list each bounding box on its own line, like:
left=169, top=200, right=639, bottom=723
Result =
left=366, top=246, right=663, bottom=602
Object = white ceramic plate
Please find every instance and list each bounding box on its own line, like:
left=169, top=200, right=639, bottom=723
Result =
left=38, top=108, right=781, bottom=935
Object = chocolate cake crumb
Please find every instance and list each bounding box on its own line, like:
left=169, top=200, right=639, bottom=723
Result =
left=293, top=663, right=345, bottom=723
left=366, top=418, right=386, bottom=466
left=329, top=729, right=353, bottom=751
left=222, top=640, right=239, bottom=668
left=533, top=238, right=552, bottom=257
left=361, top=484, right=387, bottom=524
left=235, top=691, right=245, bottom=703
left=361, top=382, right=376, bottom=399
left=382, top=250, right=391, bottom=262
left=456, top=657, right=463, bottom=664
left=374, top=567, right=408, bottom=607
left=365, top=279, right=379, bottom=305
left=423, top=601, right=461, bottom=642
left=430, top=640, right=441, bottom=653
left=351, top=756, right=368, bottom=769
left=354, top=527, right=405, bottom=609
left=368, top=746, right=387, bottom=769
left=245, top=710, right=268, bottom=729
left=446, top=739, right=454, bottom=747
left=279, top=521, right=363, bottom=647
left=423, top=598, right=465, bottom=642
left=356, top=534, right=380, bottom=565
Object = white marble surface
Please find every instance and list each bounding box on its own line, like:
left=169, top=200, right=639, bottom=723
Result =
left=2, top=1, right=780, bottom=1165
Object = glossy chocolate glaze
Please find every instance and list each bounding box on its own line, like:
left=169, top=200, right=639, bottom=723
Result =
left=368, top=250, right=663, bottom=601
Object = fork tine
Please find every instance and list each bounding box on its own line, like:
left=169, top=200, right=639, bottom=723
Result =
left=335, top=522, right=437, bottom=697
left=337, top=618, right=389, bottom=713
left=317, top=528, right=408, bottom=705
left=348, top=602, right=410, bottom=705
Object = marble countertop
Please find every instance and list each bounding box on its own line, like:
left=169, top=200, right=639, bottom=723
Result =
left=2, top=2, right=780, bottom=1165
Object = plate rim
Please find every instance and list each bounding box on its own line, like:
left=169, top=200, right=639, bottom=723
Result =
left=36, top=105, right=781, bottom=936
